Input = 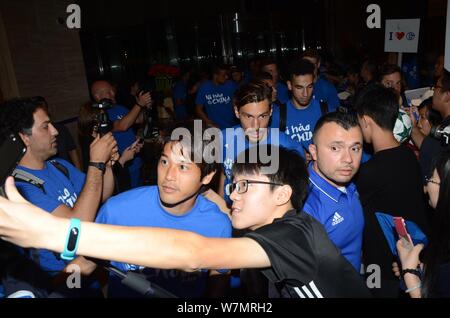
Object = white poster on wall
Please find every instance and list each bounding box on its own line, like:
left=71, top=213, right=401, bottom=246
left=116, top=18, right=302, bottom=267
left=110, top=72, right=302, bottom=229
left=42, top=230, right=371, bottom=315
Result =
left=384, top=19, right=420, bottom=53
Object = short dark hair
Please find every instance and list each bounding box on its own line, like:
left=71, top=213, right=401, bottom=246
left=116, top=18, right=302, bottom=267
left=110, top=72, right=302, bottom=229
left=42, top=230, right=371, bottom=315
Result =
left=233, top=80, right=272, bottom=110
left=232, top=146, right=308, bottom=211
left=0, top=97, right=48, bottom=139
left=289, top=60, right=315, bottom=80
left=354, top=84, right=399, bottom=131
left=302, top=48, right=321, bottom=62
left=378, top=64, right=402, bottom=81
left=313, top=109, right=360, bottom=143
left=160, top=120, right=220, bottom=179
left=212, top=64, right=228, bottom=75
left=260, top=59, right=277, bottom=69
left=256, top=71, right=273, bottom=81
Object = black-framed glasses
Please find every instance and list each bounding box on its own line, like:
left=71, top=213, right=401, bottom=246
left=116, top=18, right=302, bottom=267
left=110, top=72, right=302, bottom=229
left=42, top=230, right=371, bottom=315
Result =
left=425, top=176, right=440, bottom=186
left=225, top=179, right=283, bottom=196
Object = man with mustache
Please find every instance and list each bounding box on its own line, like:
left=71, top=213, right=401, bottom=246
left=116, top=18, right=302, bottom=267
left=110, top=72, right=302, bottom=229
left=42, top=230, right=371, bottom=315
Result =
left=303, top=110, right=365, bottom=272
left=354, top=84, right=429, bottom=298
left=0, top=97, right=117, bottom=295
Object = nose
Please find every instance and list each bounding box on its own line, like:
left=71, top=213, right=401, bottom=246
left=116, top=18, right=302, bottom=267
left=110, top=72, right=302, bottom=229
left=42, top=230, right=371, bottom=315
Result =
left=229, top=187, right=240, bottom=202
left=164, top=163, right=177, bottom=181
left=252, top=118, right=260, bottom=130
left=49, top=123, right=59, bottom=137
left=301, top=88, right=308, bottom=97
left=342, top=148, right=353, bottom=164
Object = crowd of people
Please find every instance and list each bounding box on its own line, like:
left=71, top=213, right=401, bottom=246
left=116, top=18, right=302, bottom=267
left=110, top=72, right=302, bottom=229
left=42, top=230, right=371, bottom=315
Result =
left=0, top=49, right=449, bottom=298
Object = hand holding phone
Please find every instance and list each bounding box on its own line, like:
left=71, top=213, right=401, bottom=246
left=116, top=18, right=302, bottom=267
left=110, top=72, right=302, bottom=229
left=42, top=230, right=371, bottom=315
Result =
left=394, top=217, right=413, bottom=250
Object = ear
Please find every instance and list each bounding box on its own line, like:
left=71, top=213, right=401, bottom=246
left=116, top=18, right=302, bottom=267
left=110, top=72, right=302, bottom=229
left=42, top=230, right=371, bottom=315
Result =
left=275, top=185, right=293, bottom=207
left=309, top=143, right=318, bottom=161
left=234, top=105, right=240, bottom=119
left=444, top=91, right=450, bottom=103
left=287, top=80, right=292, bottom=91
left=18, top=132, right=31, bottom=147
left=362, top=115, right=373, bottom=129
left=201, top=170, right=216, bottom=186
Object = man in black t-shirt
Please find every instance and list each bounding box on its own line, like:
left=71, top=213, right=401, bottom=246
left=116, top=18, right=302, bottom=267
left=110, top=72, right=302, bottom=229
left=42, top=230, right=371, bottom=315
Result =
left=354, top=84, right=429, bottom=298
left=0, top=145, right=371, bottom=298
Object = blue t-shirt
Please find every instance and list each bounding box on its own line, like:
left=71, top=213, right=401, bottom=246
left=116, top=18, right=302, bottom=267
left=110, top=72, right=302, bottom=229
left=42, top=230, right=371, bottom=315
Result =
left=96, top=186, right=232, bottom=298
left=195, top=80, right=238, bottom=129
left=270, top=98, right=323, bottom=152
left=276, top=82, right=290, bottom=104
left=303, top=164, right=364, bottom=271
left=314, top=76, right=340, bottom=111
left=221, top=126, right=303, bottom=202
left=172, top=80, right=188, bottom=119
left=106, top=104, right=142, bottom=188
left=15, top=158, right=86, bottom=273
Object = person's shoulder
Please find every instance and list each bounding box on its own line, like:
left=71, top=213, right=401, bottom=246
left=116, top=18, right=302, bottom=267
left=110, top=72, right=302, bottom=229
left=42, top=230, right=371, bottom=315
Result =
left=317, top=76, right=334, bottom=88
left=106, top=186, right=156, bottom=207
left=197, top=194, right=231, bottom=222
left=248, top=212, right=320, bottom=248
left=109, top=104, right=129, bottom=116
left=277, top=81, right=288, bottom=89
left=303, top=184, right=326, bottom=218
left=198, top=80, right=212, bottom=90
left=50, top=158, right=76, bottom=170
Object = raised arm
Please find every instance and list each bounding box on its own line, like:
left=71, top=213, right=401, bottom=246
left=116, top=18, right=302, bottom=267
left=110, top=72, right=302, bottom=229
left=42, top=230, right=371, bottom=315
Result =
left=0, top=177, right=269, bottom=271
left=112, top=92, right=152, bottom=132
left=52, top=133, right=117, bottom=221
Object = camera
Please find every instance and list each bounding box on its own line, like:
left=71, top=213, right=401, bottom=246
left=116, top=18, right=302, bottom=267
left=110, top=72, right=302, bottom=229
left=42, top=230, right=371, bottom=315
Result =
left=92, top=98, right=114, bottom=136
left=430, top=122, right=450, bottom=146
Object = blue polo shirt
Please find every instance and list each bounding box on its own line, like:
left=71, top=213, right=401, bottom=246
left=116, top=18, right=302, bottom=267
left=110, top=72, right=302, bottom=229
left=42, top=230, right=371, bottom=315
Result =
left=303, top=164, right=364, bottom=271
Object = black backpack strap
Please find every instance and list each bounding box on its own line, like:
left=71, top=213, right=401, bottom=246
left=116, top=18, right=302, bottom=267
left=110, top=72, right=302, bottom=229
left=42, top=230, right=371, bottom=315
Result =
left=319, top=100, right=329, bottom=116
left=49, top=160, right=70, bottom=179
left=276, top=101, right=287, bottom=132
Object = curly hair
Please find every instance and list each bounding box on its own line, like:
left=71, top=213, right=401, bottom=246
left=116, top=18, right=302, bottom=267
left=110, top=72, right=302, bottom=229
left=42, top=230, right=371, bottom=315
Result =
left=0, top=97, right=47, bottom=139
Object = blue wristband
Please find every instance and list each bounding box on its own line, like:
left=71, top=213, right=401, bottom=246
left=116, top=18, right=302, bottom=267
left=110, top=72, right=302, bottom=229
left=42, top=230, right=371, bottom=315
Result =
left=60, top=218, right=81, bottom=261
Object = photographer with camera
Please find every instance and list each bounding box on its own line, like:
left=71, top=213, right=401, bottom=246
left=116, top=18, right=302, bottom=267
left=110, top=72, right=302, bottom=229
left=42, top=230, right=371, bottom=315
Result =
left=419, top=69, right=450, bottom=180
left=0, top=97, right=117, bottom=292
left=78, top=102, right=144, bottom=194
left=91, top=80, right=152, bottom=188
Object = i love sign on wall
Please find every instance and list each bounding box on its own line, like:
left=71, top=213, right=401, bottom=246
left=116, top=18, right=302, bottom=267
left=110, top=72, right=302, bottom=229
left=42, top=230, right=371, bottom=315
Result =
left=384, top=19, right=420, bottom=53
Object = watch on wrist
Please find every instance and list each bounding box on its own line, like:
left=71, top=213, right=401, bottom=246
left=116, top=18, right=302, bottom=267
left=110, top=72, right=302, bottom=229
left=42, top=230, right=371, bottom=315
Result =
left=89, top=161, right=106, bottom=174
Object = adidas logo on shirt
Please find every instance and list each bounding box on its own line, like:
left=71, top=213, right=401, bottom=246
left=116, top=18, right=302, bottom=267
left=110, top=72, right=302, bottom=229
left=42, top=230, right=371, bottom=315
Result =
left=332, top=212, right=344, bottom=226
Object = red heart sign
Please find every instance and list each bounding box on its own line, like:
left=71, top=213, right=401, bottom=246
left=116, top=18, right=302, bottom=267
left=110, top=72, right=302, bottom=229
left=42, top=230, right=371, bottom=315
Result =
left=395, top=32, right=405, bottom=40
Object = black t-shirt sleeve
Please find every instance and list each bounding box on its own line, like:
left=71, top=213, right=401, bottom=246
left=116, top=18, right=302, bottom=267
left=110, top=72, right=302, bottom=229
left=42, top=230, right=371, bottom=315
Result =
left=245, top=217, right=318, bottom=286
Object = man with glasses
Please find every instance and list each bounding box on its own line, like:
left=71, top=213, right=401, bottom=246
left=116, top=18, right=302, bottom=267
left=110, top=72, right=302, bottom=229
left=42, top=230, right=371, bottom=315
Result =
left=303, top=110, right=365, bottom=272
left=270, top=60, right=324, bottom=158
left=419, top=69, right=450, bottom=179
left=354, top=84, right=429, bottom=298
left=0, top=146, right=371, bottom=298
